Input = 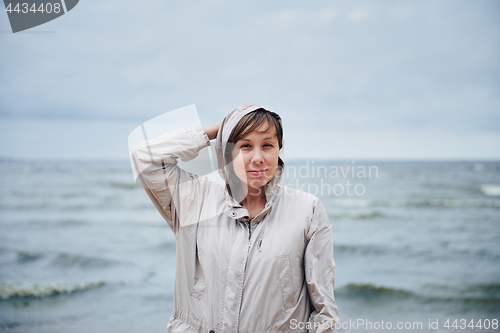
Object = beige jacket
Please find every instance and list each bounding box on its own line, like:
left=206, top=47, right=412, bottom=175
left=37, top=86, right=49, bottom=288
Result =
left=131, top=105, right=338, bottom=332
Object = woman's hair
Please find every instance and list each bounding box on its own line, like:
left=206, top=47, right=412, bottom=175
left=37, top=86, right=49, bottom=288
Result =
left=227, top=108, right=283, bottom=149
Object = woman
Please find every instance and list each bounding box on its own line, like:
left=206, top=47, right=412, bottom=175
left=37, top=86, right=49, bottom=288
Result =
left=131, top=104, right=338, bottom=332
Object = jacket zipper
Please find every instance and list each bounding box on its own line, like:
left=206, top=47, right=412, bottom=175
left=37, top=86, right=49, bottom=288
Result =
left=246, top=221, right=252, bottom=251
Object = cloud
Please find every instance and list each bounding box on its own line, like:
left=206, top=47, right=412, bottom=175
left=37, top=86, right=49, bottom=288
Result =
left=0, top=0, right=499, bottom=159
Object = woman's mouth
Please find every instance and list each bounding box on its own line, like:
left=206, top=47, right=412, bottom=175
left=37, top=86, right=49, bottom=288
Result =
left=248, top=170, right=266, bottom=176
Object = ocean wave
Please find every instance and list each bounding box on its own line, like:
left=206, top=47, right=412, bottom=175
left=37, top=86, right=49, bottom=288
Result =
left=337, top=282, right=500, bottom=305
left=332, top=199, right=373, bottom=208
left=335, top=244, right=387, bottom=255
left=57, top=219, right=89, bottom=226
left=331, top=197, right=500, bottom=209
left=424, top=282, right=500, bottom=301
left=338, top=283, right=413, bottom=299
left=472, top=163, right=500, bottom=172
left=335, top=243, right=500, bottom=260
left=0, top=203, right=128, bottom=211
left=24, top=219, right=89, bottom=227
left=16, top=251, right=43, bottom=264
left=0, top=202, right=152, bottom=211
left=480, top=184, right=500, bottom=197
left=11, top=251, right=117, bottom=268
left=473, top=163, right=487, bottom=172
left=50, top=253, right=117, bottom=269
left=329, top=210, right=383, bottom=219
left=395, top=198, right=500, bottom=208
left=0, top=281, right=105, bottom=300
left=0, top=202, right=51, bottom=210
left=109, top=181, right=139, bottom=190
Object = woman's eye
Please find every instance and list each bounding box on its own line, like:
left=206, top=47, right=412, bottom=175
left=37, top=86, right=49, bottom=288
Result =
left=240, top=144, right=251, bottom=148
left=264, top=144, right=274, bottom=148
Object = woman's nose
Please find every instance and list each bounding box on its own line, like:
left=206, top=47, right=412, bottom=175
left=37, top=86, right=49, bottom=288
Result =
left=251, top=149, right=264, bottom=164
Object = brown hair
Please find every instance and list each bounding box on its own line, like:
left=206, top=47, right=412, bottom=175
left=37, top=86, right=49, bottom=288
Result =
left=227, top=108, right=283, bottom=149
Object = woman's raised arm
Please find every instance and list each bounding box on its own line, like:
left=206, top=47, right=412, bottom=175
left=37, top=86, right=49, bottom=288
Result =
left=130, top=124, right=212, bottom=234
left=203, top=122, right=220, bottom=141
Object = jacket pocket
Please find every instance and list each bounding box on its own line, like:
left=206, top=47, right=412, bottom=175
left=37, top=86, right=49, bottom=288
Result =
left=276, top=255, right=295, bottom=311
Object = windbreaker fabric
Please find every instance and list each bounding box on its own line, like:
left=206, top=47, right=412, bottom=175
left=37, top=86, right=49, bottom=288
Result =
left=131, top=105, right=339, bottom=333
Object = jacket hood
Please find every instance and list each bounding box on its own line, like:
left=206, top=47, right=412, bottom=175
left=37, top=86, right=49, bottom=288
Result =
left=215, top=104, right=285, bottom=207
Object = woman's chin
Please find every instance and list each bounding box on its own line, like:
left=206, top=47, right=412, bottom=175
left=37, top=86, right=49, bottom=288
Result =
left=244, top=182, right=269, bottom=195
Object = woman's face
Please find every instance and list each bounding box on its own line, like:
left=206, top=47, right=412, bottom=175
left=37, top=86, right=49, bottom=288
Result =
left=231, top=122, right=280, bottom=190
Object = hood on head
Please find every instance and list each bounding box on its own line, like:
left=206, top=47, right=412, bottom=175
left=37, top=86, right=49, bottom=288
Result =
left=215, top=104, right=285, bottom=205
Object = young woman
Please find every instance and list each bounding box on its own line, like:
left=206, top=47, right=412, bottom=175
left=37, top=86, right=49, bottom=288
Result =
left=131, top=104, right=338, bottom=332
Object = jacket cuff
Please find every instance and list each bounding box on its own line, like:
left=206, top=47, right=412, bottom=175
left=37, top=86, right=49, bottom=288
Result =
left=189, top=124, right=211, bottom=150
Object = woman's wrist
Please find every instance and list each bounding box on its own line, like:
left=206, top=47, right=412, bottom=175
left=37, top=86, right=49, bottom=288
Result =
left=204, top=123, right=220, bottom=141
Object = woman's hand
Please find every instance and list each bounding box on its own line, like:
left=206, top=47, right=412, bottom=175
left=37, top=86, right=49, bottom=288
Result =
left=204, top=122, right=221, bottom=141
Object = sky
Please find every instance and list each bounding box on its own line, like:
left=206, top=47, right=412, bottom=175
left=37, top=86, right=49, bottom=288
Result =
left=0, top=0, right=499, bottom=160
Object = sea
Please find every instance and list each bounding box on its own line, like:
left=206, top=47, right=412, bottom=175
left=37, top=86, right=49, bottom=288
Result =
left=0, top=159, right=499, bottom=333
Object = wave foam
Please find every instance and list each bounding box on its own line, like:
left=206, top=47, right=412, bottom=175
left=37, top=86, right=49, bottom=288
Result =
left=480, top=184, right=500, bottom=197
left=0, top=281, right=105, bottom=300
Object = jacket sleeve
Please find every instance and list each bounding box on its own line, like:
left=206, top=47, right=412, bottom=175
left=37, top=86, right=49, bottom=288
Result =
left=130, top=124, right=211, bottom=235
left=305, top=200, right=339, bottom=333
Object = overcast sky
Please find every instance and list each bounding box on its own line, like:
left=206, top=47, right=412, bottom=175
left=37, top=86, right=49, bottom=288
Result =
left=1, top=0, right=499, bottom=160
